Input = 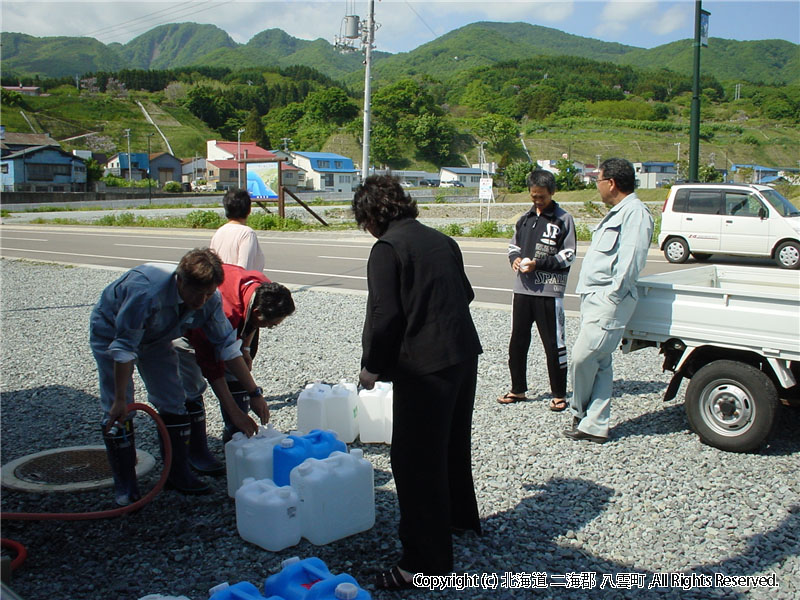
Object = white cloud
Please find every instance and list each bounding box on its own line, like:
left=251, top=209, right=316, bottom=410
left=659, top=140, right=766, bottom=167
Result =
left=647, top=3, right=688, bottom=35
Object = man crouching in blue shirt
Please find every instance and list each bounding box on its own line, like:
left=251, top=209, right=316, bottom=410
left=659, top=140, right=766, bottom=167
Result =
left=90, top=248, right=267, bottom=505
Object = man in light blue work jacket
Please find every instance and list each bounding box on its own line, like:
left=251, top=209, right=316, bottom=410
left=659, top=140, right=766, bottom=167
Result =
left=566, top=158, right=654, bottom=443
left=90, top=248, right=267, bottom=505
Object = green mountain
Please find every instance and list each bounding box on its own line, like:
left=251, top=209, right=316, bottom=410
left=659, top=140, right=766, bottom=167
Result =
left=1, top=22, right=797, bottom=85
left=618, top=37, right=800, bottom=84
left=117, top=23, right=237, bottom=70
left=1, top=32, right=128, bottom=79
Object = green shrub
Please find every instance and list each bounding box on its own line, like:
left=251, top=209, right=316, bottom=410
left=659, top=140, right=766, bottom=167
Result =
left=163, top=181, right=182, bottom=193
left=741, top=133, right=761, bottom=145
left=248, top=213, right=304, bottom=230
left=575, top=223, right=594, bottom=241
left=116, top=212, right=136, bottom=226
left=439, top=223, right=464, bottom=236
left=185, top=210, right=225, bottom=229
left=468, top=220, right=508, bottom=238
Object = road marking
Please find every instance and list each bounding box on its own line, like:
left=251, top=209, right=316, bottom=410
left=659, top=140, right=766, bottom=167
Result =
left=0, top=237, right=48, bottom=242
left=115, top=243, right=194, bottom=250
left=265, top=269, right=367, bottom=281
left=0, top=247, right=173, bottom=263
left=318, top=255, right=367, bottom=261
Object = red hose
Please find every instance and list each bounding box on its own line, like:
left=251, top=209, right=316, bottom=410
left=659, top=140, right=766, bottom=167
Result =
left=0, top=403, right=173, bottom=572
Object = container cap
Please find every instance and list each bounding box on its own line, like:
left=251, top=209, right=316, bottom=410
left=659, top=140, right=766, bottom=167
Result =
left=280, top=438, right=294, bottom=448
left=334, top=582, right=359, bottom=600
left=281, top=556, right=300, bottom=568
left=207, top=582, right=230, bottom=596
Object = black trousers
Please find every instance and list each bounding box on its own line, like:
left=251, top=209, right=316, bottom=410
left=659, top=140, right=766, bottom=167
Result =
left=508, top=293, right=567, bottom=398
left=391, top=355, right=481, bottom=575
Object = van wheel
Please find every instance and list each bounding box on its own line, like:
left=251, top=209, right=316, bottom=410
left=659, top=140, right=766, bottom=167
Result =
left=664, top=237, right=689, bottom=263
left=691, top=253, right=711, bottom=262
left=685, top=360, right=777, bottom=452
left=775, top=241, right=800, bottom=269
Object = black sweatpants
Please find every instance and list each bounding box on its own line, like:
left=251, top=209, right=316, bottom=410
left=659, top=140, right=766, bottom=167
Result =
left=391, top=355, right=481, bottom=575
left=508, top=293, right=567, bottom=398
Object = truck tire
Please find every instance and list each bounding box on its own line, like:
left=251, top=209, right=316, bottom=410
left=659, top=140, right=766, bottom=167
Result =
left=775, top=241, right=800, bottom=269
left=685, top=360, right=777, bottom=452
left=664, top=237, right=689, bottom=263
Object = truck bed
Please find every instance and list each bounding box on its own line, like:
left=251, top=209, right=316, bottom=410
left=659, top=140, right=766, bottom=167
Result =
left=624, top=265, right=800, bottom=361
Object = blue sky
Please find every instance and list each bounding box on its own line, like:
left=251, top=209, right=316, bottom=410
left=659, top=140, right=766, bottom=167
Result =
left=2, top=1, right=798, bottom=54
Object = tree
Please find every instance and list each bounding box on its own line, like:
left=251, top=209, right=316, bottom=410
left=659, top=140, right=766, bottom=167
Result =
left=504, top=161, right=535, bottom=193
left=404, top=112, right=454, bottom=162
left=243, top=107, right=270, bottom=150
left=554, top=158, right=584, bottom=191
left=84, top=158, right=104, bottom=183
left=303, top=88, right=358, bottom=124
left=472, top=114, right=519, bottom=154
left=698, top=164, right=723, bottom=183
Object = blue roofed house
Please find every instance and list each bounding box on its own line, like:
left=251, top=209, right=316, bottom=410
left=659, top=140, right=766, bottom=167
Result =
left=731, top=164, right=779, bottom=184
left=149, top=152, right=182, bottom=187
left=105, top=152, right=149, bottom=181
left=289, top=152, right=358, bottom=192
left=633, top=161, right=678, bottom=189
left=439, top=167, right=483, bottom=188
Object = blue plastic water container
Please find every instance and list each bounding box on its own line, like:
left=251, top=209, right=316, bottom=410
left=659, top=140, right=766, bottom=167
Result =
left=272, top=430, right=346, bottom=487
left=263, top=557, right=332, bottom=600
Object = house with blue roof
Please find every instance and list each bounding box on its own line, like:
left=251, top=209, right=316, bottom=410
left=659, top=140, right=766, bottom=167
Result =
left=633, top=161, right=677, bottom=189
left=2, top=145, right=87, bottom=192
left=731, top=164, right=779, bottom=184
left=290, top=151, right=358, bottom=192
left=439, top=167, right=483, bottom=188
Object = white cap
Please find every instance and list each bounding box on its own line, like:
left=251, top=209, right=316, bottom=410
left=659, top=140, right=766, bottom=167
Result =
left=280, top=438, right=294, bottom=448
left=206, top=583, right=229, bottom=597
left=334, top=582, right=359, bottom=600
left=281, top=556, right=301, bottom=568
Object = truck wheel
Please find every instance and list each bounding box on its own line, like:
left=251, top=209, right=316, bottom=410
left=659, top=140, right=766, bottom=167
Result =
left=664, top=237, right=689, bottom=263
left=685, top=360, right=777, bottom=452
left=775, top=241, right=800, bottom=269
left=691, top=253, right=711, bottom=262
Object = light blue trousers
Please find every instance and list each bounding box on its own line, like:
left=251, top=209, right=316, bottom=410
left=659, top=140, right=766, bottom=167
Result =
left=570, top=292, right=637, bottom=438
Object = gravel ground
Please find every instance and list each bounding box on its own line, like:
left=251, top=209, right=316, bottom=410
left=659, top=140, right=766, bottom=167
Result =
left=1, top=258, right=798, bottom=600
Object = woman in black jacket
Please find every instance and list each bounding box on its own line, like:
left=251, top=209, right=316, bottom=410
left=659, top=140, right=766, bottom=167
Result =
left=353, top=175, right=483, bottom=589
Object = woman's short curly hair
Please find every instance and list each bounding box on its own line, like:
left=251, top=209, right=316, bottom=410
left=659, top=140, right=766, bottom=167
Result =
left=252, top=282, right=295, bottom=321
left=351, top=175, right=418, bottom=236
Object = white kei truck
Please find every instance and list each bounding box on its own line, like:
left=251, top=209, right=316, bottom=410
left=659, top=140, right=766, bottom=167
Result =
left=621, top=265, right=800, bottom=452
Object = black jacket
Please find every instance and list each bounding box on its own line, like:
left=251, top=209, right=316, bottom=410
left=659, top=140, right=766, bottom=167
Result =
left=362, top=219, right=483, bottom=379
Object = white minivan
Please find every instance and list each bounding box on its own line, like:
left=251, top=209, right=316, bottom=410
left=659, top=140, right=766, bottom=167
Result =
left=658, top=183, right=800, bottom=269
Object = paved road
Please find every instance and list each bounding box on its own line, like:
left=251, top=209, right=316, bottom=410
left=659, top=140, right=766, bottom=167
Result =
left=0, top=224, right=778, bottom=314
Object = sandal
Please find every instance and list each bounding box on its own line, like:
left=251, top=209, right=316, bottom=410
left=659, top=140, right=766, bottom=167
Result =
left=549, top=397, right=568, bottom=412
left=375, top=566, right=415, bottom=590
left=497, top=392, right=526, bottom=404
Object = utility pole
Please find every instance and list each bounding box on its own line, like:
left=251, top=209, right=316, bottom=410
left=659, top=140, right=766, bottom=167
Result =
left=689, top=1, right=710, bottom=182
left=124, top=128, right=132, bottom=182
left=335, top=1, right=377, bottom=181
left=237, top=128, right=245, bottom=188
left=147, top=133, right=154, bottom=205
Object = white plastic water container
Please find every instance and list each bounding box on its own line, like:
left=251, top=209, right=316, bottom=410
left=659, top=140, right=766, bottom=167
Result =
left=357, top=382, right=393, bottom=444
left=225, top=425, right=287, bottom=498
left=297, top=382, right=331, bottom=434
left=326, top=380, right=359, bottom=443
left=235, top=477, right=301, bottom=551
left=290, top=449, right=375, bottom=545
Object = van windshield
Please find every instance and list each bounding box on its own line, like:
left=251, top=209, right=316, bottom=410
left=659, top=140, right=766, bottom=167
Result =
left=762, top=189, right=800, bottom=217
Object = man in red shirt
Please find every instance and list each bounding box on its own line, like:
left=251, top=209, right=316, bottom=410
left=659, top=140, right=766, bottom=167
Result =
left=178, top=265, right=295, bottom=471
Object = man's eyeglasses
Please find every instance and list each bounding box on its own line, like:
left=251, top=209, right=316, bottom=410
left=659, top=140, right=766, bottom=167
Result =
left=596, top=178, right=612, bottom=183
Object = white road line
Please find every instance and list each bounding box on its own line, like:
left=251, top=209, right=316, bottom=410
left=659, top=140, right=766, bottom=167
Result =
left=265, top=269, right=367, bottom=281
left=115, top=243, right=194, bottom=250
left=318, top=255, right=367, bottom=261
left=0, top=247, right=173, bottom=263
left=0, top=237, right=48, bottom=242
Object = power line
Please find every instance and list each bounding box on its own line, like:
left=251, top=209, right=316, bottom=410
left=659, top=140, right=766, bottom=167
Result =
left=403, top=1, right=437, bottom=38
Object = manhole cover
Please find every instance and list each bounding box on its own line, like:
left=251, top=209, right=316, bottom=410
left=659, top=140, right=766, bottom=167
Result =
left=1, top=446, right=155, bottom=493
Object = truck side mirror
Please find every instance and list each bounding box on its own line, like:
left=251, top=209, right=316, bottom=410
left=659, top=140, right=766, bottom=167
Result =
left=758, top=207, right=767, bottom=219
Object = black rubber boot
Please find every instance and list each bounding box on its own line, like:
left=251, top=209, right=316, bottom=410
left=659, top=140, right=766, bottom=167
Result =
left=185, top=397, right=224, bottom=476
left=221, top=390, right=251, bottom=444
left=159, top=411, right=211, bottom=495
left=102, top=420, right=141, bottom=506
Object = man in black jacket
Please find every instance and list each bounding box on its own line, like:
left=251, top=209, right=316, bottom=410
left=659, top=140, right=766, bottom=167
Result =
left=498, top=169, right=577, bottom=411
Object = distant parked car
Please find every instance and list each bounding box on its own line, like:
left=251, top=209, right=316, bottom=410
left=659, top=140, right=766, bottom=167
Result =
left=440, top=180, right=464, bottom=188
left=419, top=179, right=440, bottom=187
left=399, top=181, right=413, bottom=188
